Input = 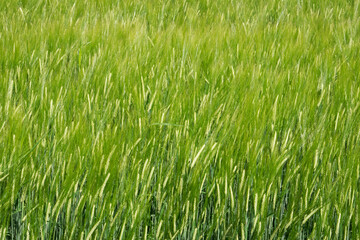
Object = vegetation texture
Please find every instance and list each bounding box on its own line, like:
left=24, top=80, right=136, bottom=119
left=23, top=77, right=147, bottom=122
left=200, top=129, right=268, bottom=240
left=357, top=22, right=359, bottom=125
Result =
left=1, top=0, right=360, bottom=239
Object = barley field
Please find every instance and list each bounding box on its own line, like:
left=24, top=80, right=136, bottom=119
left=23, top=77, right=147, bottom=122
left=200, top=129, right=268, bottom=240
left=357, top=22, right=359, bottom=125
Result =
left=1, top=0, right=360, bottom=239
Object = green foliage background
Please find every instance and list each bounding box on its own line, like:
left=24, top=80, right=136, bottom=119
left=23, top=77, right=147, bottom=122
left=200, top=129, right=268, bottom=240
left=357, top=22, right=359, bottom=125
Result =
left=1, top=0, right=360, bottom=239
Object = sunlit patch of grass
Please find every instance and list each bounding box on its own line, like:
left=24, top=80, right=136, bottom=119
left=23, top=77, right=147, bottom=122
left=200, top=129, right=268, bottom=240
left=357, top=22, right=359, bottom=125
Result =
left=0, top=0, right=360, bottom=239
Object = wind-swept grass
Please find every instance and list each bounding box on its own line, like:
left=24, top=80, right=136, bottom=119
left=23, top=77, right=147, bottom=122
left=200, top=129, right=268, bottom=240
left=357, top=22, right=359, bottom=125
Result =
left=1, top=0, right=360, bottom=239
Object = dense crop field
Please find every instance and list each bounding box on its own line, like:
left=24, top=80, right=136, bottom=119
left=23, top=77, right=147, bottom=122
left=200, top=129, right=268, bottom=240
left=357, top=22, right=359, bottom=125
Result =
left=1, top=0, right=360, bottom=239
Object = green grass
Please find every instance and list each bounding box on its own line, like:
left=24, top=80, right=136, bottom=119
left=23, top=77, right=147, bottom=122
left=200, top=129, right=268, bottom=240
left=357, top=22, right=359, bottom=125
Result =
left=1, top=0, right=360, bottom=239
